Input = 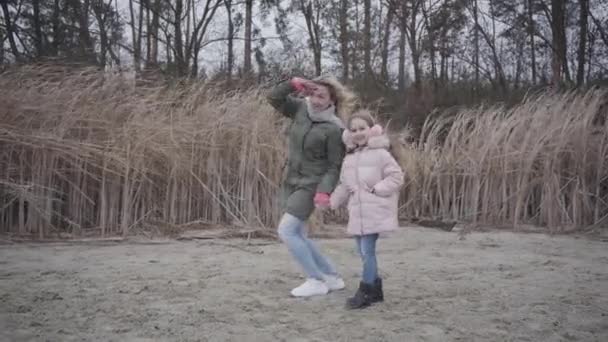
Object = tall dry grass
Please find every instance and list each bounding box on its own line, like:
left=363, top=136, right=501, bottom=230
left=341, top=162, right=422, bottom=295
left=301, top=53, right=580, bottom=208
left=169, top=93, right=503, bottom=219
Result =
left=398, top=90, right=608, bottom=232
left=0, top=65, right=286, bottom=237
left=1, top=65, right=606, bottom=237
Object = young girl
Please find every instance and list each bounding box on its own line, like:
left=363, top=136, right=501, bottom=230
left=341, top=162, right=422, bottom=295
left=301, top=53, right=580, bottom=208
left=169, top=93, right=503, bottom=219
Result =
left=330, top=110, right=404, bottom=309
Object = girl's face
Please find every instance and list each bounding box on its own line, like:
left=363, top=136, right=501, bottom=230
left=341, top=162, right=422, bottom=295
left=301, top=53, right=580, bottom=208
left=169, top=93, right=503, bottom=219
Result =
left=308, top=84, right=334, bottom=112
left=349, top=118, right=371, bottom=145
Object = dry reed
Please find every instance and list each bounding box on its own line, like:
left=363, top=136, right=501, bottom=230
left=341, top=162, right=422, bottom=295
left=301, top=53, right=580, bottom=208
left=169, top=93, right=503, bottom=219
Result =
left=0, top=65, right=606, bottom=237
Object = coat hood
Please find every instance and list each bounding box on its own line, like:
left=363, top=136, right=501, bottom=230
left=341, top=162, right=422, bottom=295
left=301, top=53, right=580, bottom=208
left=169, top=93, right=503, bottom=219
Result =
left=342, top=124, right=390, bottom=151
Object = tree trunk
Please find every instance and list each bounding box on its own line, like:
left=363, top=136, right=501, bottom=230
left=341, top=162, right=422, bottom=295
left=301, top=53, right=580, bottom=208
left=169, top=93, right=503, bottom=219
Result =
left=137, top=0, right=145, bottom=67
left=145, top=0, right=151, bottom=64
left=586, top=27, right=593, bottom=81
left=381, top=1, right=394, bottom=83
left=398, top=15, right=406, bottom=91
left=1, top=1, right=21, bottom=61
left=422, top=0, right=436, bottom=85
left=551, top=0, right=566, bottom=86
left=174, top=0, right=186, bottom=76
left=148, top=0, right=160, bottom=66
left=363, top=0, right=372, bottom=76
left=51, top=0, right=61, bottom=56
left=313, top=3, right=323, bottom=76
left=0, top=29, right=4, bottom=64
left=244, top=0, right=253, bottom=75
left=440, top=52, right=447, bottom=83
left=339, top=0, right=349, bottom=81
left=515, top=39, right=524, bottom=88
left=224, top=0, right=234, bottom=79
left=576, top=0, right=588, bottom=86
left=527, top=0, right=537, bottom=84
left=301, top=1, right=322, bottom=76
left=33, top=0, right=43, bottom=58
left=185, top=0, right=193, bottom=74
left=408, top=1, right=422, bottom=90
left=73, top=0, right=95, bottom=63
left=129, top=0, right=141, bottom=71
left=93, top=3, right=108, bottom=67
left=473, top=0, right=480, bottom=88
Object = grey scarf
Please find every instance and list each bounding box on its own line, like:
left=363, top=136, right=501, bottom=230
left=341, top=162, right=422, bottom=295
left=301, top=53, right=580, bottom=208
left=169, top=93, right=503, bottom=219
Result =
left=306, top=98, right=345, bottom=129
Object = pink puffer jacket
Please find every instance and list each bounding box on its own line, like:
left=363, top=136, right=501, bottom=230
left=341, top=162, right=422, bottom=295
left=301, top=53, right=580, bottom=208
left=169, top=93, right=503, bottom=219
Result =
left=330, top=128, right=404, bottom=236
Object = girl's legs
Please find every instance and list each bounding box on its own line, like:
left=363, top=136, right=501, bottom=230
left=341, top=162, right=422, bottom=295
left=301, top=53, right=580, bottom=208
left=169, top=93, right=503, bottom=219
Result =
left=347, top=233, right=381, bottom=309
left=356, top=233, right=379, bottom=284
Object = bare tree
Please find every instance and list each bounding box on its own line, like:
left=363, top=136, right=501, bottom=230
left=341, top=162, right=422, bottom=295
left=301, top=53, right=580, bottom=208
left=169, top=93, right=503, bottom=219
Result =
left=297, top=0, right=325, bottom=76
left=128, top=0, right=144, bottom=71
left=576, top=0, right=588, bottom=85
left=339, top=0, right=350, bottom=80
left=397, top=7, right=407, bottom=91
left=1, top=0, right=22, bottom=61
left=380, top=1, right=394, bottom=83
left=472, top=0, right=480, bottom=87
left=550, top=0, right=568, bottom=85
left=224, top=0, right=235, bottom=78
left=363, top=0, right=372, bottom=76
left=244, top=0, right=253, bottom=75
left=526, top=0, right=537, bottom=84
left=393, top=0, right=424, bottom=90
left=32, top=0, right=43, bottom=57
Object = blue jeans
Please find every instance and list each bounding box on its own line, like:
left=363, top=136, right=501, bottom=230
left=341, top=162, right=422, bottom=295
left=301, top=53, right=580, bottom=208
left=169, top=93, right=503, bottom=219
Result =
left=277, top=213, right=338, bottom=280
left=356, top=233, right=379, bottom=284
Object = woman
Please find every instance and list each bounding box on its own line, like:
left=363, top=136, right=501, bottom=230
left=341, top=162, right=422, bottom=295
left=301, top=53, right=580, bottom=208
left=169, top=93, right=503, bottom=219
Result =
left=267, top=75, right=355, bottom=297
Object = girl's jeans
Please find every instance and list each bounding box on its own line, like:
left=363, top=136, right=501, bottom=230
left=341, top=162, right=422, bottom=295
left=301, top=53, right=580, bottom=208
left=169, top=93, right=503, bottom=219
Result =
left=277, top=213, right=338, bottom=280
left=355, top=233, right=379, bottom=284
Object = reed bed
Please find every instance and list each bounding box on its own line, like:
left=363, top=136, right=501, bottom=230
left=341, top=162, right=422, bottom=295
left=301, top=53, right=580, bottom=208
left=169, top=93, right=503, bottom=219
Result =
left=1, top=65, right=606, bottom=237
left=399, top=89, right=608, bottom=232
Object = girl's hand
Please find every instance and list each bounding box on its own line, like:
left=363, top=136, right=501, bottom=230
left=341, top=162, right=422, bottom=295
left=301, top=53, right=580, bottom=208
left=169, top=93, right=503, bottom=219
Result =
left=314, top=192, right=331, bottom=209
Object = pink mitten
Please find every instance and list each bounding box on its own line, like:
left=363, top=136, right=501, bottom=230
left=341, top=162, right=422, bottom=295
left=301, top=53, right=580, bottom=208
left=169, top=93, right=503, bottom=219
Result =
left=290, top=77, right=308, bottom=92
left=313, top=192, right=330, bottom=208
left=370, top=124, right=383, bottom=136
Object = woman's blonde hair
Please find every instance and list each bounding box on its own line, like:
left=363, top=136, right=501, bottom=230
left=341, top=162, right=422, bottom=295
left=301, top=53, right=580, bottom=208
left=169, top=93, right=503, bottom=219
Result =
left=312, top=75, right=357, bottom=120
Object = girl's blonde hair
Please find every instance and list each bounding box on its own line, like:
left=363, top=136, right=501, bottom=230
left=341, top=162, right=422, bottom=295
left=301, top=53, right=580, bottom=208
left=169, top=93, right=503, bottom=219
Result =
left=313, top=75, right=357, bottom=120
left=347, top=109, right=375, bottom=129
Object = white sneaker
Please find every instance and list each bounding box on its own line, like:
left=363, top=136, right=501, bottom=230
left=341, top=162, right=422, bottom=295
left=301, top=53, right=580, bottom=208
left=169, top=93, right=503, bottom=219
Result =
left=323, top=274, right=345, bottom=291
left=290, top=278, right=329, bottom=297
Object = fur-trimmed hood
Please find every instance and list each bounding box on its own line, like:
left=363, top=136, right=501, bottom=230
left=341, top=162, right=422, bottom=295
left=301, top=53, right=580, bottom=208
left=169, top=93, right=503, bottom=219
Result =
left=341, top=124, right=390, bottom=151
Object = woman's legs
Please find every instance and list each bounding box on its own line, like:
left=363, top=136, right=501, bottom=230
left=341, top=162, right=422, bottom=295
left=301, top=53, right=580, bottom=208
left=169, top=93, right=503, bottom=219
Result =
left=302, top=227, right=338, bottom=276
left=277, top=213, right=328, bottom=280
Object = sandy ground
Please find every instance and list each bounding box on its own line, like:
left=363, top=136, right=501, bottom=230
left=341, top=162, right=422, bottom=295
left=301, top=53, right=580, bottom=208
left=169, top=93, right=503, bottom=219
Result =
left=1, top=226, right=607, bottom=342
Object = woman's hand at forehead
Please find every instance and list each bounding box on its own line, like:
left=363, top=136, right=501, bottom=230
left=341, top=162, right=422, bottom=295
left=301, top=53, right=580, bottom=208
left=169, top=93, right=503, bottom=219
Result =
left=292, top=77, right=318, bottom=94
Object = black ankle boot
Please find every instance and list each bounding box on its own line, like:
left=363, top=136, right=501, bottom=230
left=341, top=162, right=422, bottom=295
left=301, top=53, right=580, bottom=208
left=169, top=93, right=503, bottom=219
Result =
left=346, top=281, right=373, bottom=309
left=370, top=278, right=384, bottom=303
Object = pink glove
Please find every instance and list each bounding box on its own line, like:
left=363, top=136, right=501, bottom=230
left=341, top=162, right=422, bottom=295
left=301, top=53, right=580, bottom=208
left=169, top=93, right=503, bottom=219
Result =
left=314, top=192, right=330, bottom=208
left=290, top=77, right=308, bottom=92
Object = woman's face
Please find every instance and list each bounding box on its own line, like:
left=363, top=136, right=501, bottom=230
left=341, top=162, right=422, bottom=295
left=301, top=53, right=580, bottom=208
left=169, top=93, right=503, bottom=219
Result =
left=308, top=84, right=334, bottom=112
left=349, top=118, right=371, bottom=145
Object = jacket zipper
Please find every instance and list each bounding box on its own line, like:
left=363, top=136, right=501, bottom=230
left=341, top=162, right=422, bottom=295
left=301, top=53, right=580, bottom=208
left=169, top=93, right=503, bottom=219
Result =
left=354, top=151, right=365, bottom=235
left=299, top=119, right=315, bottom=175
left=301, top=122, right=312, bottom=155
